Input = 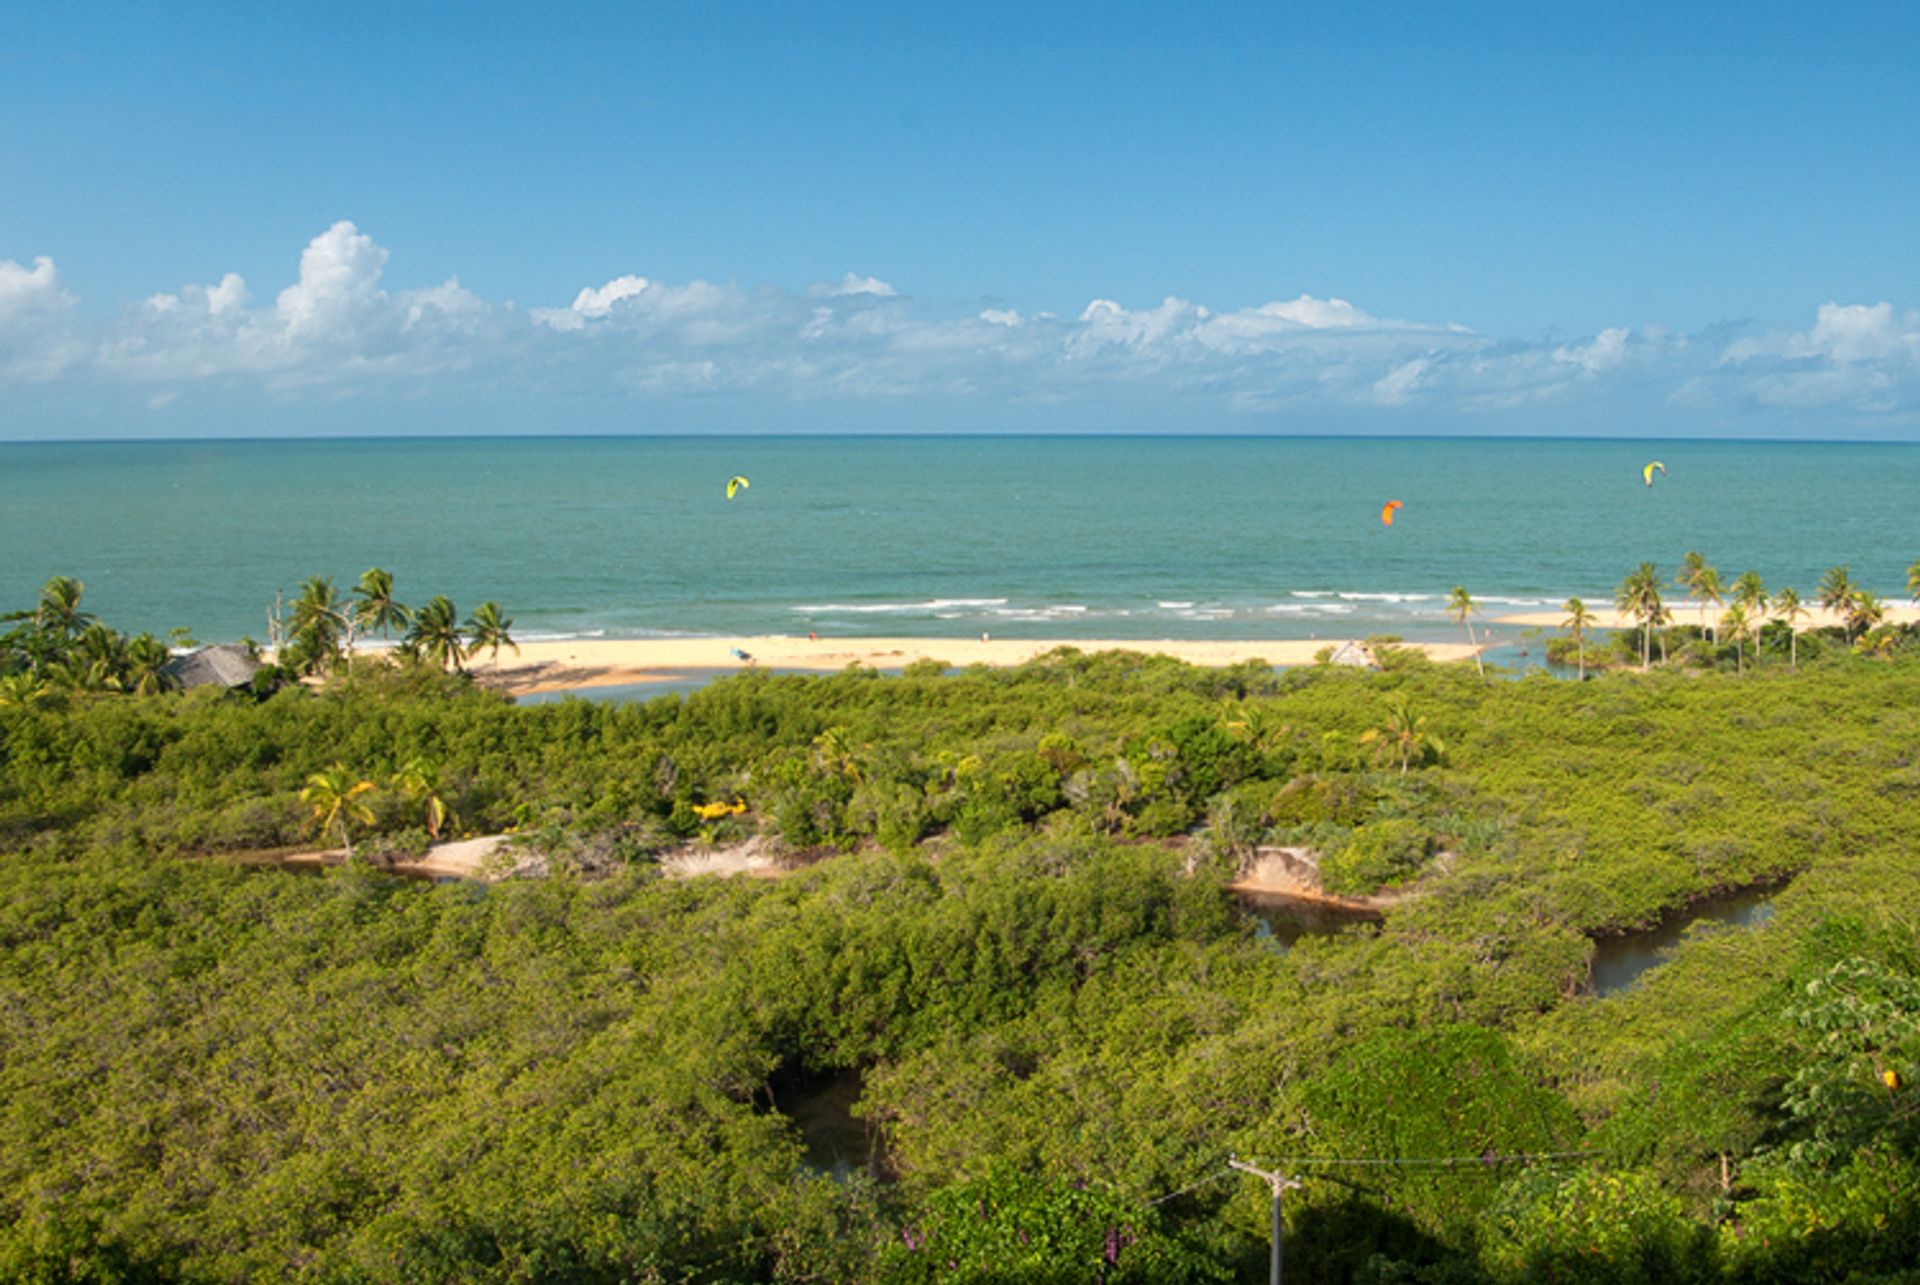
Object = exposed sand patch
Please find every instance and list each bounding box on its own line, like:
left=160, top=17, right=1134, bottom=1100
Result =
left=479, top=636, right=1483, bottom=695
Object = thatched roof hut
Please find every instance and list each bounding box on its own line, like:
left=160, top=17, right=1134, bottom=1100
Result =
left=162, top=643, right=262, bottom=690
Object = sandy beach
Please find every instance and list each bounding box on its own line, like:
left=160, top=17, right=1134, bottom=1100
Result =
left=474, top=636, right=1485, bottom=695
left=1493, top=604, right=1920, bottom=630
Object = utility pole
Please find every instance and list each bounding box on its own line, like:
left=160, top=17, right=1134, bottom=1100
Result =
left=1229, top=1157, right=1301, bottom=1285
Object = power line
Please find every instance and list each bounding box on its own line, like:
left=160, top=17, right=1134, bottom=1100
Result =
left=1141, top=1148, right=1597, bottom=1208
left=1248, top=1149, right=1599, bottom=1169
left=1143, top=1167, right=1236, bottom=1207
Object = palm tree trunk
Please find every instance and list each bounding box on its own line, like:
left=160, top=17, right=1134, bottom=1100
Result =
left=1466, top=620, right=1484, bottom=677
left=338, top=818, right=354, bottom=862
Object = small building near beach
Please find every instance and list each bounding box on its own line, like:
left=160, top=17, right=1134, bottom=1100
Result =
left=1324, top=641, right=1380, bottom=670
left=163, top=643, right=263, bottom=691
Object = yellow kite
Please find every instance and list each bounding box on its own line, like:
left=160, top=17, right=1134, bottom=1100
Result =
left=1642, top=461, right=1666, bottom=487
left=726, top=475, right=750, bottom=500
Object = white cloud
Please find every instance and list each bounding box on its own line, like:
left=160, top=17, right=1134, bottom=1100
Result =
left=276, top=220, right=390, bottom=339
left=11, top=222, right=1920, bottom=433
left=0, top=255, right=85, bottom=380
left=813, top=272, right=897, bottom=299
left=1372, top=358, right=1429, bottom=405
left=1553, top=326, right=1630, bottom=374
left=1709, top=302, right=1920, bottom=414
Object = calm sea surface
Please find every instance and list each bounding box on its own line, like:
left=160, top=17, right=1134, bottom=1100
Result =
left=2, top=436, right=1914, bottom=644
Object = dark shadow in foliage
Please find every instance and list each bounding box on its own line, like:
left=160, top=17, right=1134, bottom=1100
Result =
left=1287, top=1189, right=1486, bottom=1284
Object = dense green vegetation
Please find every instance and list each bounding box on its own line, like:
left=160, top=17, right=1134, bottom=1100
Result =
left=6, top=586, right=1920, bottom=1278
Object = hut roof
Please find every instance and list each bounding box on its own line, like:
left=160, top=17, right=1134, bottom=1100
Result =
left=162, top=643, right=262, bottom=690
left=1325, top=640, right=1380, bottom=670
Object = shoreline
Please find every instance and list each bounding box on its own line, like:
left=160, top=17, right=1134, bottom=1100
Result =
left=470, top=636, right=1485, bottom=695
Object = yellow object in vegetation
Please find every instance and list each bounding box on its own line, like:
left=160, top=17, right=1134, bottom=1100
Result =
left=1886, top=1069, right=1902, bottom=1090
left=691, top=798, right=748, bottom=821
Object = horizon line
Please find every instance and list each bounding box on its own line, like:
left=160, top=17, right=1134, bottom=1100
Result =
left=3, top=431, right=1917, bottom=448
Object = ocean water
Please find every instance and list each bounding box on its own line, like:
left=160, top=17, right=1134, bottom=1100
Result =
left=2, top=436, right=1915, bottom=645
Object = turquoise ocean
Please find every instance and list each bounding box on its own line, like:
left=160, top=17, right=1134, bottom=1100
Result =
left=2, top=436, right=1914, bottom=647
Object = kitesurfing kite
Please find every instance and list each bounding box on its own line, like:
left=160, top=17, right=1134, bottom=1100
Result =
left=726, top=475, right=750, bottom=500
left=1380, top=500, right=1404, bottom=526
left=1642, top=461, right=1666, bottom=488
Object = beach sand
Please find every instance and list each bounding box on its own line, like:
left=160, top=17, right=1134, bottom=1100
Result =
left=1493, top=604, right=1920, bottom=630
left=475, top=636, right=1485, bottom=695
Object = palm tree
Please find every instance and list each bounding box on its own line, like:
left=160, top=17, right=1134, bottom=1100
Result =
left=1775, top=587, right=1807, bottom=669
left=462, top=602, right=518, bottom=669
left=1561, top=597, right=1597, bottom=680
left=74, top=623, right=125, bottom=692
left=1721, top=602, right=1754, bottom=674
left=404, top=596, right=466, bottom=673
left=1846, top=589, right=1886, bottom=643
left=123, top=634, right=171, bottom=696
left=1730, top=572, right=1768, bottom=666
left=0, top=672, right=52, bottom=709
left=1447, top=586, right=1485, bottom=678
left=300, top=765, right=376, bottom=861
left=1818, top=566, right=1857, bottom=640
left=353, top=567, right=411, bottom=641
left=1909, top=558, right=1920, bottom=605
left=1677, top=553, right=1719, bottom=639
left=289, top=576, right=348, bottom=673
left=1615, top=562, right=1665, bottom=671
left=392, top=757, right=454, bottom=840
left=1358, top=695, right=1444, bottom=774
left=3, top=576, right=95, bottom=640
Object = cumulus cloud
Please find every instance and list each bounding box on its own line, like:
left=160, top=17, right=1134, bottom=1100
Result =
left=7, top=221, right=1920, bottom=432
left=93, top=221, right=501, bottom=386
left=0, top=255, right=84, bottom=380
left=1710, top=302, right=1920, bottom=414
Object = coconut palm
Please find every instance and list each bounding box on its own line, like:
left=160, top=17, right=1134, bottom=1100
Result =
left=404, top=595, right=466, bottom=672
left=1846, top=589, right=1886, bottom=643
left=300, top=765, right=376, bottom=861
left=1720, top=602, right=1755, bottom=675
left=392, top=757, right=454, bottom=840
left=1730, top=572, right=1768, bottom=666
left=1818, top=566, right=1857, bottom=640
left=462, top=601, right=518, bottom=668
left=1561, top=596, right=1598, bottom=680
left=0, top=672, right=52, bottom=709
left=1615, top=562, right=1665, bottom=671
left=1447, top=586, right=1485, bottom=678
left=1359, top=694, right=1444, bottom=775
left=1677, top=553, right=1719, bottom=638
left=1774, top=587, right=1807, bottom=669
left=122, top=634, right=171, bottom=696
left=289, top=576, right=348, bottom=672
left=3, top=575, right=96, bottom=639
left=353, top=567, right=411, bottom=641
left=74, top=623, right=125, bottom=692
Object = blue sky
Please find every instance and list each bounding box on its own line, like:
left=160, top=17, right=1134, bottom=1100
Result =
left=3, top=1, right=1918, bottom=437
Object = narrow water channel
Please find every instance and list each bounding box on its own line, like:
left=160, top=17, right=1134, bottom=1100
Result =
left=1589, top=885, right=1776, bottom=996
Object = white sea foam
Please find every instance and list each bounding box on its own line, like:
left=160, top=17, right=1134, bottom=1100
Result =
left=1158, top=600, right=1195, bottom=609
left=794, top=597, right=1008, bottom=614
